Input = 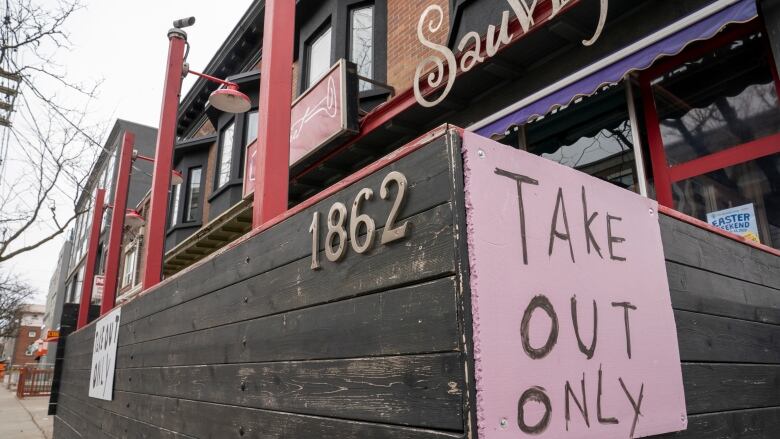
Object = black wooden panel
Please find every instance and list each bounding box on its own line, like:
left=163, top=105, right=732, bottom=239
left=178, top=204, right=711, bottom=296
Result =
left=652, top=407, right=780, bottom=438
left=121, top=203, right=456, bottom=346
left=676, top=310, right=780, bottom=363
left=58, top=389, right=463, bottom=439
left=668, top=261, right=780, bottom=324
left=53, top=415, right=83, bottom=439
left=120, top=137, right=455, bottom=327
left=117, top=276, right=459, bottom=368
left=660, top=214, right=780, bottom=290
left=683, top=363, right=780, bottom=414
left=67, top=353, right=464, bottom=431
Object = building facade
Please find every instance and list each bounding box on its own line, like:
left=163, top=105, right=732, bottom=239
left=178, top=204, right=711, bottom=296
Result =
left=6, top=304, right=44, bottom=367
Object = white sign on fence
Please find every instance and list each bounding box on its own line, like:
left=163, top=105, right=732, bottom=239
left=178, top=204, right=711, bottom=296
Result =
left=88, top=306, right=121, bottom=401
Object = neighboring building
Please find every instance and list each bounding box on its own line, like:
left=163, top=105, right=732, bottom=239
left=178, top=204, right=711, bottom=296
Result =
left=7, top=304, right=44, bottom=367
left=56, top=120, right=157, bottom=325
left=41, top=237, right=73, bottom=364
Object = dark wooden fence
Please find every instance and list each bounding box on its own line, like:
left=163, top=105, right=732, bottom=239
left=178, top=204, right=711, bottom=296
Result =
left=53, top=130, right=780, bottom=438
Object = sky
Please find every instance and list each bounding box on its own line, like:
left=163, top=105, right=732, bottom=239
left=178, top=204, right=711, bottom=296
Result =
left=4, top=0, right=254, bottom=301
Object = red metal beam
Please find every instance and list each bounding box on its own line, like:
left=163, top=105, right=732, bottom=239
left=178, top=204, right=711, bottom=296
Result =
left=102, top=132, right=135, bottom=314
left=142, top=29, right=187, bottom=289
left=252, top=0, right=296, bottom=227
left=76, top=188, right=105, bottom=329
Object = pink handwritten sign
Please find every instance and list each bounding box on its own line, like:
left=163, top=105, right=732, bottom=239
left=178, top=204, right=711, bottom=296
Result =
left=462, top=132, right=686, bottom=438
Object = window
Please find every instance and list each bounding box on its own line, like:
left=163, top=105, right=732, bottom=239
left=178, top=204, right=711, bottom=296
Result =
left=185, top=167, right=202, bottom=222
left=170, top=183, right=181, bottom=226
left=217, top=121, right=235, bottom=188
left=25, top=344, right=35, bottom=356
left=641, top=22, right=780, bottom=248
left=246, top=110, right=258, bottom=144
left=28, top=331, right=36, bottom=338
left=306, top=26, right=333, bottom=88
left=122, top=247, right=137, bottom=288
left=350, top=5, right=374, bottom=91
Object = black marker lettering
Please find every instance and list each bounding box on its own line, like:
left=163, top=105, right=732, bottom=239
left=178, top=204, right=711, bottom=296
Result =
left=571, top=296, right=597, bottom=359
left=495, top=168, right=540, bottom=265
left=606, top=214, right=627, bottom=261
left=612, top=302, right=637, bottom=359
left=619, top=378, right=644, bottom=439
left=549, top=187, right=575, bottom=262
left=521, top=295, right=559, bottom=359
left=597, top=364, right=619, bottom=425
left=581, top=186, right=603, bottom=258
left=565, top=373, right=590, bottom=430
left=517, top=386, right=552, bottom=434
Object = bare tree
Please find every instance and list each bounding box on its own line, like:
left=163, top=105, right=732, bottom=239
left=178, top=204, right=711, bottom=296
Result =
left=0, top=0, right=103, bottom=263
left=0, top=270, right=34, bottom=338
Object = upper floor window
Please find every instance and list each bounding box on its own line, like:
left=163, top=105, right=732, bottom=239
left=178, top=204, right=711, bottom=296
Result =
left=170, top=183, right=181, bottom=226
left=350, top=5, right=374, bottom=91
left=306, top=25, right=332, bottom=88
left=122, top=246, right=137, bottom=288
left=217, top=121, right=235, bottom=188
left=246, top=110, right=258, bottom=144
left=185, top=167, right=202, bottom=222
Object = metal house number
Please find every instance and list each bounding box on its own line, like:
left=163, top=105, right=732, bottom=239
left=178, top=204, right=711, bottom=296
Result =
left=308, top=171, right=411, bottom=270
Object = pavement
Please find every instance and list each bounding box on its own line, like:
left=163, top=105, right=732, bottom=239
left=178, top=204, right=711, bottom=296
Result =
left=0, top=387, right=53, bottom=439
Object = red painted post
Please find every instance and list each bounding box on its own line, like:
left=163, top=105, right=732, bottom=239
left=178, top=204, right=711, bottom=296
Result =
left=253, top=0, right=296, bottom=227
left=142, top=28, right=187, bottom=289
left=102, top=132, right=135, bottom=314
left=76, top=188, right=106, bottom=329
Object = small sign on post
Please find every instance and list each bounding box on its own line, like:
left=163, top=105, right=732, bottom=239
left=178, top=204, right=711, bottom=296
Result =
left=462, top=132, right=686, bottom=438
left=88, top=306, right=121, bottom=401
left=92, top=275, right=105, bottom=304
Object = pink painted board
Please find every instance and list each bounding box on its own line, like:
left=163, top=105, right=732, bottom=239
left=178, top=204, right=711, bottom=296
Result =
left=462, top=131, right=687, bottom=438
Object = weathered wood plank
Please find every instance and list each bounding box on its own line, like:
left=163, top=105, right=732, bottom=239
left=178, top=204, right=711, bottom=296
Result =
left=660, top=214, right=780, bottom=290
left=676, top=310, right=780, bottom=364
left=58, top=388, right=464, bottom=439
left=653, top=407, right=780, bottom=438
left=117, top=277, right=459, bottom=368
left=119, top=353, right=464, bottom=430
left=668, top=261, right=780, bottom=324
left=119, top=138, right=455, bottom=327
left=683, top=363, right=780, bottom=414
left=121, top=203, right=456, bottom=346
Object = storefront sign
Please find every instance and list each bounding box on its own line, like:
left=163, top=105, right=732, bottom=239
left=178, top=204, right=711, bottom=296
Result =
left=414, top=0, right=609, bottom=107
left=89, top=306, right=121, bottom=401
left=462, top=132, right=686, bottom=438
left=46, top=330, right=60, bottom=339
left=290, top=59, right=359, bottom=166
left=92, top=274, right=105, bottom=303
left=706, top=203, right=760, bottom=243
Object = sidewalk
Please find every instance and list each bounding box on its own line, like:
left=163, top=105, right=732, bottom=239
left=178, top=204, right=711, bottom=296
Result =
left=0, top=387, right=52, bottom=439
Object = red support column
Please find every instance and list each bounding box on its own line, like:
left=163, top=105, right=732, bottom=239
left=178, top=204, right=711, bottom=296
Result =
left=142, top=29, right=187, bottom=289
left=253, top=0, right=296, bottom=227
left=76, top=188, right=105, bottom=329
left=102, top=132, right=134, bottom=314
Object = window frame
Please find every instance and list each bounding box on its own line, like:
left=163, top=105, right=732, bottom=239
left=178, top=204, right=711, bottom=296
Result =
left=304, top=21, right=334, bottom=90
left=639, top=20, right=780, bottom=207
left=184, top=166, right=203, bottom=223
left=215, top=118, right=237, bottom=191
left=348, top=3, right=375, bottom=91
left=121, top=245, right=138, bottom=288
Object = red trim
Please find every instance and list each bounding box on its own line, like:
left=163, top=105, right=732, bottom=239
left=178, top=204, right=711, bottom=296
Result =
left=143, top=32, right=187, bottom=289
left=102, top=132, right=135, bottom=315
left=668, top=133, right=780, bottom=182
left=659, top=205, right=780, bottom=257
left=76, top=188, right=105, bottom=329
left=253, top=0, right=296, bottom=227
left=639, top=77, right=674, bottom=206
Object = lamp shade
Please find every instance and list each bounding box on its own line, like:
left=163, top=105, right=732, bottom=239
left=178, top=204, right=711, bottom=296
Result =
left=125, top=210, right=146, bottom=228
left=171, top=169, right=184, bottom=186
left=209, top=87, right=251, bottom=113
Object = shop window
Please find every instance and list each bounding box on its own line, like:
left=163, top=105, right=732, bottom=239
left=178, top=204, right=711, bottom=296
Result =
left=500, top=83, right=642, bottom=192
left=306, top=25, right=333, bottom=88
left=185, top=167, right=202, bottom=222
left=641, top=22, right=780, bottom=248
left=350, top=5, right=374, bottom=91
left=170, top=183, right=181, bottom=226
left=122, top=246, right=137, bottom=287
left=217, top=120, right=235, bottom=188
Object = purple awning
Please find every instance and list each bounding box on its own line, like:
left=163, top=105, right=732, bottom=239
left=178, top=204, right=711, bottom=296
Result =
left=475, top=0, right=758, bottom=137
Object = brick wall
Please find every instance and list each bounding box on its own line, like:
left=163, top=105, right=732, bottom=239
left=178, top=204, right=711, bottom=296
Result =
left=387, top=0, right=450, bottom=91
left=11, top=325, right=40, bottom=366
